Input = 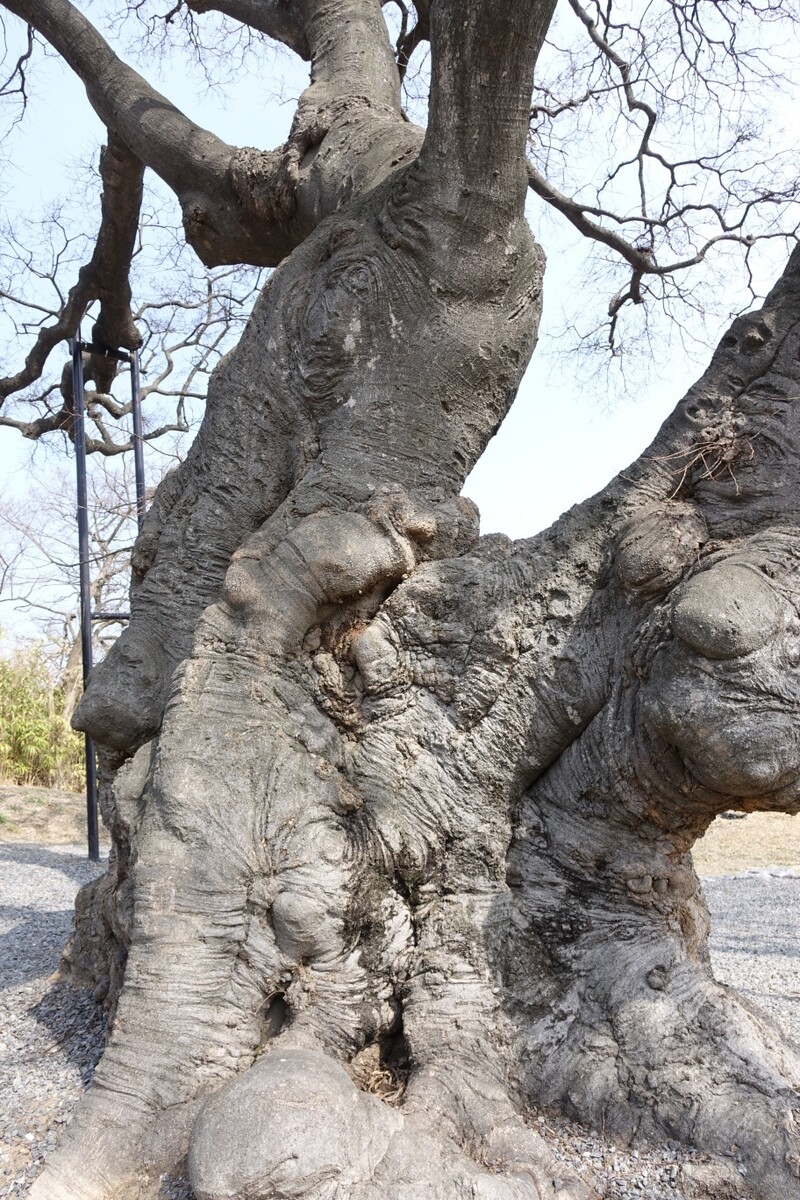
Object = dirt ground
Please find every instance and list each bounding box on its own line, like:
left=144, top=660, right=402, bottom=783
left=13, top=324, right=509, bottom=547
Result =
left=0, top=782, right=797, bottom=873
left=0, top=783, right=109, bottom=848
left=691, top=810, right=800, bottom=875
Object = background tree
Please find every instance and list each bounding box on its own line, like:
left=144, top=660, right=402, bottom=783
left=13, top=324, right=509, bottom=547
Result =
left=0, top=460, right=146, bottom=719
left=0, top=2, right=799, bottom=1199
left=0, top=634, right=84, bottom=787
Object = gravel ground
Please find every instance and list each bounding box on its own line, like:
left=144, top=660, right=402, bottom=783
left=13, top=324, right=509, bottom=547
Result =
left=0, top=844, right=106, bottom=1199
left=1, top=844, right=798, bottom=1200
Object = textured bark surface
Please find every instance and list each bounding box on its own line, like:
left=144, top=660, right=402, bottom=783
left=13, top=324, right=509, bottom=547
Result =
left=54, top=242, right=800, bottom=1200
left=10, top=0, right=800, bottom=1197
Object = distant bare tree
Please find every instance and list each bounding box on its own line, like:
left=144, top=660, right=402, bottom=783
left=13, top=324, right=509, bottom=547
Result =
left=0, top=459, right=144, bottom=716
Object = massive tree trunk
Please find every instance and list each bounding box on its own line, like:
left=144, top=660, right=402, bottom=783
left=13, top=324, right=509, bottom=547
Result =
left=9, top=1, right=800, bottom=1198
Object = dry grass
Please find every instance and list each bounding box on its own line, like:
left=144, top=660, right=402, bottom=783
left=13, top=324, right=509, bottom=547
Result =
left=691, top=810, right=800, bottom=876
left=0, top=781, right=107, bottom=846
left=347, top=1043, right=408, bottom=1105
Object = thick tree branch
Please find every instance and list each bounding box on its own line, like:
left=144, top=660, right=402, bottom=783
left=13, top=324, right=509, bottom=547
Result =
left=2, top=0, right=231, bottom=192
left=87, top=136, right=145, bottom=392
left=0, top=134, right=143, bottom=412
left=0, top=0, right=311, bottom=265
left=231, top=0, right=399, bottom=115
left=201, top=0, right=411, bottom=236
left=185, top=0, right=402, bottom=115
left=185, top=0, right=311, bottom=57
left=421, top=0, right=557, bottom=217
left=236, top=0, right=419, bottom=248
left=2, top=0, right=419, bottom=268
left=308, top=0, right=399, bottom=109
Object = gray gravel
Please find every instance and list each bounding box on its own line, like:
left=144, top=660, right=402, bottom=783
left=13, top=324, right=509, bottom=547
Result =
left=702, top=869, right=800, bottom=1046
left=0, top=843, right=105, bottom=1198
left=0, top=843, right=797, bottom=1199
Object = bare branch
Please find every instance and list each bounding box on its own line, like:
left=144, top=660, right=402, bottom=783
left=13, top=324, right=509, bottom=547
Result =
left=527, top=161, right=656, bottom=274
left=0, top=406, right=189, bottom=452
left=524, top=0, right=800, bottom=354
left=0, top=18, right=33, bottom=120
left=565, top=0, right=656, bottom=225
left=0, top=184, right=267, bottom=455
left=393, top=0, right=428, bottom=84
left=0, top=134, right=143, bottom=411
left=0, top=270, right=91, bottom=408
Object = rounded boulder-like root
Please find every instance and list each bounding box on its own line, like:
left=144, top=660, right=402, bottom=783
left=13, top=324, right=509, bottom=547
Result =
left=189, top=1048, right=597, bottom=1200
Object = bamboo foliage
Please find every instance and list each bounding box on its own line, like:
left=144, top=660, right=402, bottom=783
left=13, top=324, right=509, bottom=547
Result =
left=0, top=640, right=83, bottom=788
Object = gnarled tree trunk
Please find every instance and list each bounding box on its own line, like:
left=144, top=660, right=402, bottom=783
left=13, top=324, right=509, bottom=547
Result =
left=12, top=1, right=800, bottom=1198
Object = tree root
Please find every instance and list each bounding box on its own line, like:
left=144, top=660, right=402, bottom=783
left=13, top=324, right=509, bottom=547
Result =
left=188, top=1047, right=595, bottom=1200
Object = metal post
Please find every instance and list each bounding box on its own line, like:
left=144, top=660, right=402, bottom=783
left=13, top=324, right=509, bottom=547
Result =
left=130, top=350, right=146, bottom=529
left=70, top=337, right=101, bottom=863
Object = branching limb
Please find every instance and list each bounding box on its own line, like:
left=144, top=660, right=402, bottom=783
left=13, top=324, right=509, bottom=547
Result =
left=0, top=135, right=146, bottom=445
left=0, top=17, right=33, bottom=119
left=0, top=278, right=91, bottom=413
left=525, top=0, right=800, bottom=351
left=1, top=0, right=299, bottom=265
left=185, top=0, right=401, bottom=112
left=527, top=148, right=800, bottom=348
left=0, top=199, right=264, bottom=453
left=297, top=0, right=401, bottom=112
left=2, top=0, right=231, bottom=193
left=184, top=0, right=310, bottom=57
left=0, top=134, right=143, bottom=415
left=565, top=0, right=656, bottom=227
left=384, top=0, right=429, bottom=84
left=1, top=0, right=421, bottom=267
left=0, top=401, right=188, bottom=452
left=526, top=161, right=656, bottom=275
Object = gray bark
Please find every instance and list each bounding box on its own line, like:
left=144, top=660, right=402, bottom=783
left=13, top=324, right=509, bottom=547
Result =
left=7, top=0, right=799, bottom=1197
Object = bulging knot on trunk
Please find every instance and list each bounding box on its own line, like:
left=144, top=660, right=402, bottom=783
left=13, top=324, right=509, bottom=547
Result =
left=641, top=531, right=800, bottom=805
left=211, top=485, right=478, bottom=661
left=615, top=502, right=707, bottom=598
left=672, top=561, right=783, bottom=659
left=188, top=1047, right=594, bottom=1200
left=501, top=526, right=800, bottom=1199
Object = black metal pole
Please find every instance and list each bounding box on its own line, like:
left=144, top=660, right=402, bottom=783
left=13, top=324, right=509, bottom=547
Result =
left=71, top=337, right=101, bottom=863
left=130, top=350, right=146, bottom=529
